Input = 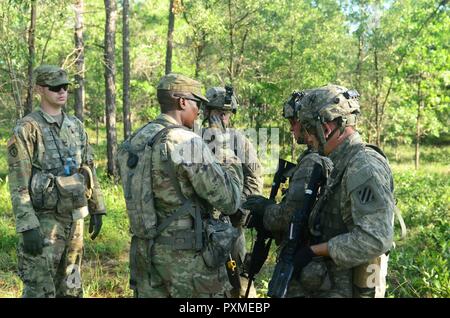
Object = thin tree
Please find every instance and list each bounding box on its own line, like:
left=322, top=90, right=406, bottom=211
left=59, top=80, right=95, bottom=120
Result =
left=104, top=0, right=118, bottom=178
left=24, top=0, right=37, bottom=116
left=74, top=0, right=85, bottom=121
left=123, top=0, right=131, bottom=139
left=165, top=0, right=175, bottom=74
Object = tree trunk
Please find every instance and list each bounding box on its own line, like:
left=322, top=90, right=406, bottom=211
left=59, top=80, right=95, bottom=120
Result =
left=104, top=0, right=118, bottom=178
left=415, top=80, right=422, bottom=170
left=165, top=0, right=175, bottom=75
left=25, top=1, right=37, bottom=116
left=74, top=0, right=85, bottom=122
left=122, top=0, right=131, bottom=139
left=227, top=0, right=234, bottom=84
left=374, top=47, right=382, bottom=147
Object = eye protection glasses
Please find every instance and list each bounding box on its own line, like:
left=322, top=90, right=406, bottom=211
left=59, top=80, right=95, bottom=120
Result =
left=45, top=84, right=69, bottom=92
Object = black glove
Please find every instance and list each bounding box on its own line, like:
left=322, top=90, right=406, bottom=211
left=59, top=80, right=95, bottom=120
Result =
left=89, top=214, right=103, bottom=240
left=22, top=228, right=43, bottom=256
left=242, top=195, right=274, bottom=231
left=293, top=246, right=316, bottom=278
left=242, top=195, right=274, bottom=212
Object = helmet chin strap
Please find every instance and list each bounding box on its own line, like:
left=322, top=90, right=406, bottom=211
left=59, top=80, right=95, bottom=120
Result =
left=315, top=118, right=342, bottom=155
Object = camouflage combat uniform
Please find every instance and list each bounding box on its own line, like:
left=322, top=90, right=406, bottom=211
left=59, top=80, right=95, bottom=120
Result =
left=7, top=108, right=105, bottom=297
left=120, top=74, right=244, bottom=298
left=203, top=128, right=263, bottom=297
left=202, top=86, right=263, bottom=298
left=297, top=85, right=395, bottom=298
left=263, top=148, right=333, bottom=297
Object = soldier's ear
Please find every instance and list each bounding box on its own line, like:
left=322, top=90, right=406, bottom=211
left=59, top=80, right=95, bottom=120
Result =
left=35, top=85, right=44, bottom=95
left=178, top=97, right=187, bottom=110
left=322, top=122, right=336, bottom=138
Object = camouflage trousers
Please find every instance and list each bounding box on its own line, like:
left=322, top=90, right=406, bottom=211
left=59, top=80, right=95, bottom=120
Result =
left=17, top=212, right=84, bottom=298
left=228, top=227, right=257, bottom=298
left=130, top=235, right=231, bottom=298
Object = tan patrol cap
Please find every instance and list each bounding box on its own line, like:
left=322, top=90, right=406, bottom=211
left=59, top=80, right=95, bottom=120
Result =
left=157, top=73, right=209, bottom=103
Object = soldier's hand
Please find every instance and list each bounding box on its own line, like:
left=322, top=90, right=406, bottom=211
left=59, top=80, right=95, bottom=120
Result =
left=89, top=214, right=103, bottom=240
left=208, top=114, right=226, bottom=133
left=293, top=246, right=316, bottom=278
left=242, top=195, right=274, bottom=212
left=22, top=228, right=43, bottom=256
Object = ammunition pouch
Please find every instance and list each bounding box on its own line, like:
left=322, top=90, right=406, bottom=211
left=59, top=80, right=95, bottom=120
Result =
left=201, top=218, right=240, bottom=269
left=298, top=256, right=332, bottom=293
left=55, top=173, right=88, bottom=219
left=30, top=171, right=58, bottom=211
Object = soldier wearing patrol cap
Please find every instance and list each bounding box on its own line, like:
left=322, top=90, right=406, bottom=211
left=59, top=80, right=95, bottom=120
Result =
left=200, top=86, right=263, bottom=298
left=242, top=90, right=333, bottom=297
left=7, top=64, right=106, bottom=297
left=290, top=84, right=395, bottom=297
left=117, top=73, right=244, bottom=297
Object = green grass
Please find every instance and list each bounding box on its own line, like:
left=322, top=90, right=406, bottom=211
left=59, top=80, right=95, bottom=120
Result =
left=1, top=121, right=449, bottom=297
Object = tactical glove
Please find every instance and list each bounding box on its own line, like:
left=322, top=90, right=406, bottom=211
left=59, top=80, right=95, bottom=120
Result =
left=293, top=246, right=316, bottom=278
left=22, top=228, right=43, bottom=256
left=242, top=195, right=274, bottom=213
left=89, top=214, right=103, bottom=240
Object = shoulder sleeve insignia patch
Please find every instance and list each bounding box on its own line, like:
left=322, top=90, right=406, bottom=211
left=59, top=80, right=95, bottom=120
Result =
left=7, top=136, right=18, bottom=158
left=358, top=186, right=374, bottom=204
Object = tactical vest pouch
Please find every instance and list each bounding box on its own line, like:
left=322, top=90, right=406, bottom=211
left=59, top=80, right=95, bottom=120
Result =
left=201, top=218, right=240, bottom=269
left=30, top=171, right=58, bottom=211
left=55, top=173, right=88, bottom=219
left=298, top=256, right=332, bottom=292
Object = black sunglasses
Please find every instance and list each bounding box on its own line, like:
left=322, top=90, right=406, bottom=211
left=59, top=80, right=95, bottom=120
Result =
left=45, top=84, right=68, bottom=92
left=180, top=96, right=203, bottom=108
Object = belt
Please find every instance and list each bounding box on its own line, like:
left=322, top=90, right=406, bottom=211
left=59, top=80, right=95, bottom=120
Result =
left=154, top=230, right=199, bottom=250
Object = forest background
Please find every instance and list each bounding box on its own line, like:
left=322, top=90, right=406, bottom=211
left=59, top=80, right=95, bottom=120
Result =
left=0, top=0, right=448, bottom=297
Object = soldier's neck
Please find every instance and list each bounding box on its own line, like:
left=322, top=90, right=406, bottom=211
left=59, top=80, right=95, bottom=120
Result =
left=41, top=103, right=63, bottom=116
left=163, top=110, right=183, bottom=126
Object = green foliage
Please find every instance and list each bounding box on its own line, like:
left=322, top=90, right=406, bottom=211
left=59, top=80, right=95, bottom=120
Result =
left=0, top=0, right=449, bottom=298
left=387, top=168, right=449, bottom=297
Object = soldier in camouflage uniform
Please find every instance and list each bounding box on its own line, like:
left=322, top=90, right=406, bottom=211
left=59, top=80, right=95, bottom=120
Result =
left=117, top=73, right=243, bottom=298
left=7, top=65, right=106, bottom=298
left=292, top=84, right=395, bottom=297
left=242, top=90, right=333, bottom=297
left=201, top=86, right=263, bottom=298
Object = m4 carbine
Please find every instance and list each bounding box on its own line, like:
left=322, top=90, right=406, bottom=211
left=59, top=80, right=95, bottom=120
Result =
left=244, top=158, right=295, bottom=298
left=267, top=163, right=326, bottom=298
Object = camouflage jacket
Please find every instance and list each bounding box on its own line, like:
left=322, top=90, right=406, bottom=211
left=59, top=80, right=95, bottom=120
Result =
left=202, top=128, right=263, bottom=201
left=311, top=132, right=395, bottom=268
left=299, top=132, right=394, bottom=297
left=130, top=114, right=243, bottom=236
left=263, top=149, right=333, bottom=244
left=7, top=109, right=105, bottom=233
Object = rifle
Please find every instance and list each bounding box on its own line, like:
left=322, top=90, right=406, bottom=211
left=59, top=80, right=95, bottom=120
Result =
left=244, top=158, right=296, bottom=298
left=267, top=162, right=326, bottom=298
left=270, top=159, right=297, bottom=200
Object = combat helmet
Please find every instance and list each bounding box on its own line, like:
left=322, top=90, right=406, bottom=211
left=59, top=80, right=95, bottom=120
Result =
left=297, top=84, right=360, bottom=154
left=205, top=86, right=238, bottom=114
left=282, top=90, right=309, bottom=119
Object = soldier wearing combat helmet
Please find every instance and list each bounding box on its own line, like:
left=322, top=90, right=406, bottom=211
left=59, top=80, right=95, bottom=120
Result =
left=243, top=90, right=333, bottom=297
left=200, top=85, right=263, bottom=298
left=291, top=84, right=395, bottom=297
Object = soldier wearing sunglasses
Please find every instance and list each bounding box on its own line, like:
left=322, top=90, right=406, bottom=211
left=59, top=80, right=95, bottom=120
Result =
left=7, top=64, right=106, bottom=297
